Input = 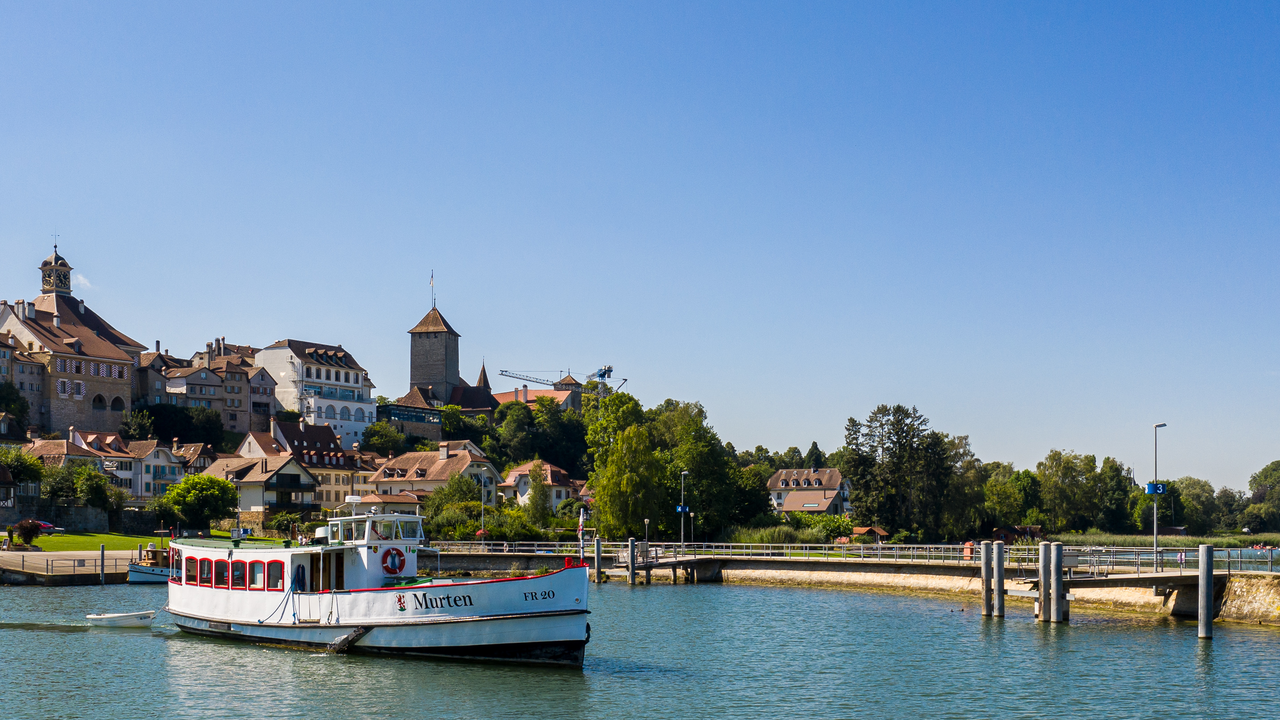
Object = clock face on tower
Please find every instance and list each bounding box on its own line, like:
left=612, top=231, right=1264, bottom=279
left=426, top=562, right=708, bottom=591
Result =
left=56, top=270, right=69, bottom=287
left=42, top=269, right=53, bottom=289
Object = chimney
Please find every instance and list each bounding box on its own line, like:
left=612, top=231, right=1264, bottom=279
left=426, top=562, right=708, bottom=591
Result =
left=172, top=437, right=179, bottom=448
left=53, top=312, right=60, bottom=329
left=439, top=444, right=448, bottom=460
left=78, top=300, right=84, bottom=314
left=206, top=342, right=213, bottom=359
left=522, top=384, right=528, bottom=403
left=155, top=340, right=160, bottom=352
left=262, top=458, right=267, bottom=472
left=269, top=416, right=277, bottom=437
left=164, top=349, right=169, bottom=355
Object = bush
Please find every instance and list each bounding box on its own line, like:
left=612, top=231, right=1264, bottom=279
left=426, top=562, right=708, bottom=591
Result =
left=14, top=519, right=42, bottom=545
left=725, top=525, right=826, bottom=544
left=265, top=512, right=301, bottom=533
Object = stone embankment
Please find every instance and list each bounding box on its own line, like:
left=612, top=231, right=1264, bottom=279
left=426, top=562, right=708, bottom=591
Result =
left=717, top=562, right=1280, bottom=626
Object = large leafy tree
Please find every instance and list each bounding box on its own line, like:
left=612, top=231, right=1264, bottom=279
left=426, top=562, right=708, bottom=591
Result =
left=840, top=405, right=954, bottom=538
left=0, top=444, right=44, bottom=490
left=494, top=401, right=535, bottom=466
left=360, top=421, right=405, bottom=456
left=590, top=425, right=666, bottom=539
left=117, top=410, right=154, bottom=441
left=585, top=392, right=644, bottom=476
left=165, top=473, right=239, bottom=529
left=530, top=396, right=589, bottom=477
left=0, top=381, right=30, bottom=437
left=1173, top=476, right=1217, bottom=535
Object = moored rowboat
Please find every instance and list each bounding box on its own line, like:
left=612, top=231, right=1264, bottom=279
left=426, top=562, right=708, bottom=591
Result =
left=87, top=611, right=156, bottom=628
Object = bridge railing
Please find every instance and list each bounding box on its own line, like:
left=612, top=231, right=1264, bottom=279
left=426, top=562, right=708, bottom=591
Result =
left=425, top=540, right=1277, bottom=575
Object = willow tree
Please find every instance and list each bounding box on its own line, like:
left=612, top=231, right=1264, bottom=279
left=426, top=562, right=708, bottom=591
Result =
left=589, top=425, right=665, bottom=539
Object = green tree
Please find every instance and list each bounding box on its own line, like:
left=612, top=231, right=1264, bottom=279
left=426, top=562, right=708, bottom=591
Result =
left=117, top=410, right=154, bottom=441
left=1213, top=486, right=1247, bottom=531
left=590, top=425, right=666, bottom=539
left=374, top=395, right=391, bottom=406
left=275, top=409, right=302, bottom=423
left=531, top=396, right=589, bottom=477
left=189, top=407, right=224, bottom=446
left=802, top=442, right=827, bottom=469
left=774, top=446, right=804, bottom=469
left=41, top=462, right=86, bottom=504
left=422, top=472, right=480, bottom=518
left=1173, top=476, right=1217, bottom=536
left=146, top=494, right=181, bottom=527
left=1090, top=457, right=1136, bottom=533
left=360, top=421, right=405, bottom=456
left=940, top=435, right=989, bottom=540
left=0, top=381, right=30, bottom=437
left=584, top=392, right=644, bottom=476
left=73, top=465, right=114, bottom=510
left=495, top=401, right=536, bottom=465
left=0, top=444, right=44, bottom=491
left=525, top=460, right=551, bottom=527
left=165, top=473, right=240, bottom=529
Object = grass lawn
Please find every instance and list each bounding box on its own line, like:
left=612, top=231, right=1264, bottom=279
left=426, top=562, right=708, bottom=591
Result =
left=23, top=532, right=168, bottom=552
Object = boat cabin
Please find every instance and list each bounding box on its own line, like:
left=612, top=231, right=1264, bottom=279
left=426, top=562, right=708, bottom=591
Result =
left=172, top=513, right=426, bottom=596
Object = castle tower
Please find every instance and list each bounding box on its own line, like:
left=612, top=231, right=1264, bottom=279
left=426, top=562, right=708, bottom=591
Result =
left=40, top=248, right=73, bottom=295
left=408, top=307, right=460, bottom=402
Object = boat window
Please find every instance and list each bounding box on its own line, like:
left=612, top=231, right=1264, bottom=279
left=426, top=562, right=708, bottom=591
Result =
left=185, top=557, right=198, bottom=584
left=248, top=561, right=265, bottom=590
left=214, top=560, right=229, bottom=588
left=353, top=521, right=366, bottom=541
left=230, top=560, right=247, bottom=589
left=373, top=520, right=398, bottom=540
left=267, top=560, right=285, bottom=591
left=329, top=523, right=341, bottom=543
left=342, top=522, right=355, bottom=542
left=199, top=559, right=213, bottom=586
left=398, top=520, right=422, bottom=540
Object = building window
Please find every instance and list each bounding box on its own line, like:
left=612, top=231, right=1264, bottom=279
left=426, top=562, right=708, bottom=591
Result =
left=305, top=366, right=312, bottom=378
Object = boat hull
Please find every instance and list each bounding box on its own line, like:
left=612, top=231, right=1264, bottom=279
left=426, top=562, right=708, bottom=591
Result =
left=170, top=608, right=589, bottom=666
left=128, top=563, right=175, bottom=584
left=87, top=611, right=155, bottom=628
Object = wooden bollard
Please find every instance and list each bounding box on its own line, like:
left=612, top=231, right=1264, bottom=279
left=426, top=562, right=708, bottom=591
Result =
left=1199, top=544, right=1213, bottom=639
left=993, top=541, right=1005, bottom=618
left=980, top=541, right=993, bottom=617
left=1050, top=542, right=1064, bottom=623
left=628, top=538, right=636, bottom=585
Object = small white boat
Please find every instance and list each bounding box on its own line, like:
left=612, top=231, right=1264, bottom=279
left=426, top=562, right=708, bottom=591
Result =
left=86, top=611, right=156, bottom=628
left=128, top=562, right=177, bottom=584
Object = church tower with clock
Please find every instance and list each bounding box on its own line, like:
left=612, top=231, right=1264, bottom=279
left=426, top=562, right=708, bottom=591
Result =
left=40, top=248, right=73, bottom=295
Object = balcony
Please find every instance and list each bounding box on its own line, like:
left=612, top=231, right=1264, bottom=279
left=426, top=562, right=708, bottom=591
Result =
left=267, top=501, right=321, bottom=513
left=267, top=477, right=311, bottom=491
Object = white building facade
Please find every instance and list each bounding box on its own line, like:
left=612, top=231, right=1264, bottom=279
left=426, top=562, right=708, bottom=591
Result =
left=254, top=340, right=376, bottom=450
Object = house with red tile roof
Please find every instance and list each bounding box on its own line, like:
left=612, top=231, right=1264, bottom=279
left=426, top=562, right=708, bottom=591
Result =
left=368, top=440, right=502, bottom=505
left=0, top=250, right=146, bottom=436
left=499, top=460, right=582, bottom=512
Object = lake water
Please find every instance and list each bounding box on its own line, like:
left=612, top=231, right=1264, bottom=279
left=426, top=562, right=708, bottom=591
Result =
left=2, top=581, right=1278, bottom=719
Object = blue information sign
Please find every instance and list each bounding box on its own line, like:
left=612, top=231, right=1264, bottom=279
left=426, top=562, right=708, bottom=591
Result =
left=676, top=505, right=689, bottom=513
left=1145, top=483, right=1167, bottom=495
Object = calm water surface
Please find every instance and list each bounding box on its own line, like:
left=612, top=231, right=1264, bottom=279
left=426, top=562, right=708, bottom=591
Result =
left=2, top=581, right=1279, bottom=719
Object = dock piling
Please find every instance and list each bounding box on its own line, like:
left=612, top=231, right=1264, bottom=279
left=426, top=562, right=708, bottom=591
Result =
left=1050, top=542, right=1064, bottom=623
left=1199, top=544, right=1213, bottom=639
left=100, top=544, right=105, bottom=585
left=1037, top=542, right=1050, bottom=622
left=628, top=538, right=636, bottom=585
left=594, top=538, right=602, bottom=583
left=993, top=541, right=1005, bottom=618
left=980, top=541, right=993, bottom=617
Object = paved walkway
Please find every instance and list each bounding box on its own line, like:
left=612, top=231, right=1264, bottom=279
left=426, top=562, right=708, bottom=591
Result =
left=0, top=550, right=137, bottom=577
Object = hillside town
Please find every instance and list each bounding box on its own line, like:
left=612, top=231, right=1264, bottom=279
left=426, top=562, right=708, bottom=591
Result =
left=0, top=250, right=856, bottom=536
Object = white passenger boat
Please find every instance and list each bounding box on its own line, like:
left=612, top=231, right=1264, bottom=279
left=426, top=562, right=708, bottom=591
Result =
left=87, top=611, right=155, bottom=627
left=166, top=513, right=591, bottom=666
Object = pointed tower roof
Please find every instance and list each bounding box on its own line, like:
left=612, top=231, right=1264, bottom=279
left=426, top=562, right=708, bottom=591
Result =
left=408, top=307, right=460, bottom=336
left=558, top=374, right=581, bottom=387
left=476, top=363, right=491, bottom=390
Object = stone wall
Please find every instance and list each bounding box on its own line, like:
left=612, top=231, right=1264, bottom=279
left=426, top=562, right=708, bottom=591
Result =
left=111, top=509, right=160, bottom=536
left=0, top=500, right=108, bottom=533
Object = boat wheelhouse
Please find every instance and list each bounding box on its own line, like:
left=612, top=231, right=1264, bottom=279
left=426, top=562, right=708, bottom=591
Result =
left=166, top=513, right=590, bottom=666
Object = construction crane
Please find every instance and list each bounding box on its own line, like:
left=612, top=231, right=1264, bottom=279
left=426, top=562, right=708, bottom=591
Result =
left=498, top=366, right=626, bottom=396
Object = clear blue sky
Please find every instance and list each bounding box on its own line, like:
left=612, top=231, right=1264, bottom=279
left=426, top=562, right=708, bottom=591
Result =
left=3, top=2, right=1278, bottom=489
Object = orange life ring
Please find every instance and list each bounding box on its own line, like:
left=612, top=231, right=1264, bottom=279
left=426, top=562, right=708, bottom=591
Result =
left=382, top=547, right=406, bottom=575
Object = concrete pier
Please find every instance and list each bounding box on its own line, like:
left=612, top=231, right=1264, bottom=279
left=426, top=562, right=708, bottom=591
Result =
left=1050, top=542, right=1064, bottom=623
left=980, top=541, right=993, bottom=617
left=993, top=541, right=1005, bottom=618
left=1199, top=544, right=1213, bottom=639
left=1037, top=542, right=1051, bottom=622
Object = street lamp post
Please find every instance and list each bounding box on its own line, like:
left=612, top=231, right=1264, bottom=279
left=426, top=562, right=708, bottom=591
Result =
left=690, top=512, right=696, bottom=545
left=644, top=518, right=649, bottom=546
left=680, top=471, right=688, bottom=547
left=1154, top=422, right=1167, bottom=563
